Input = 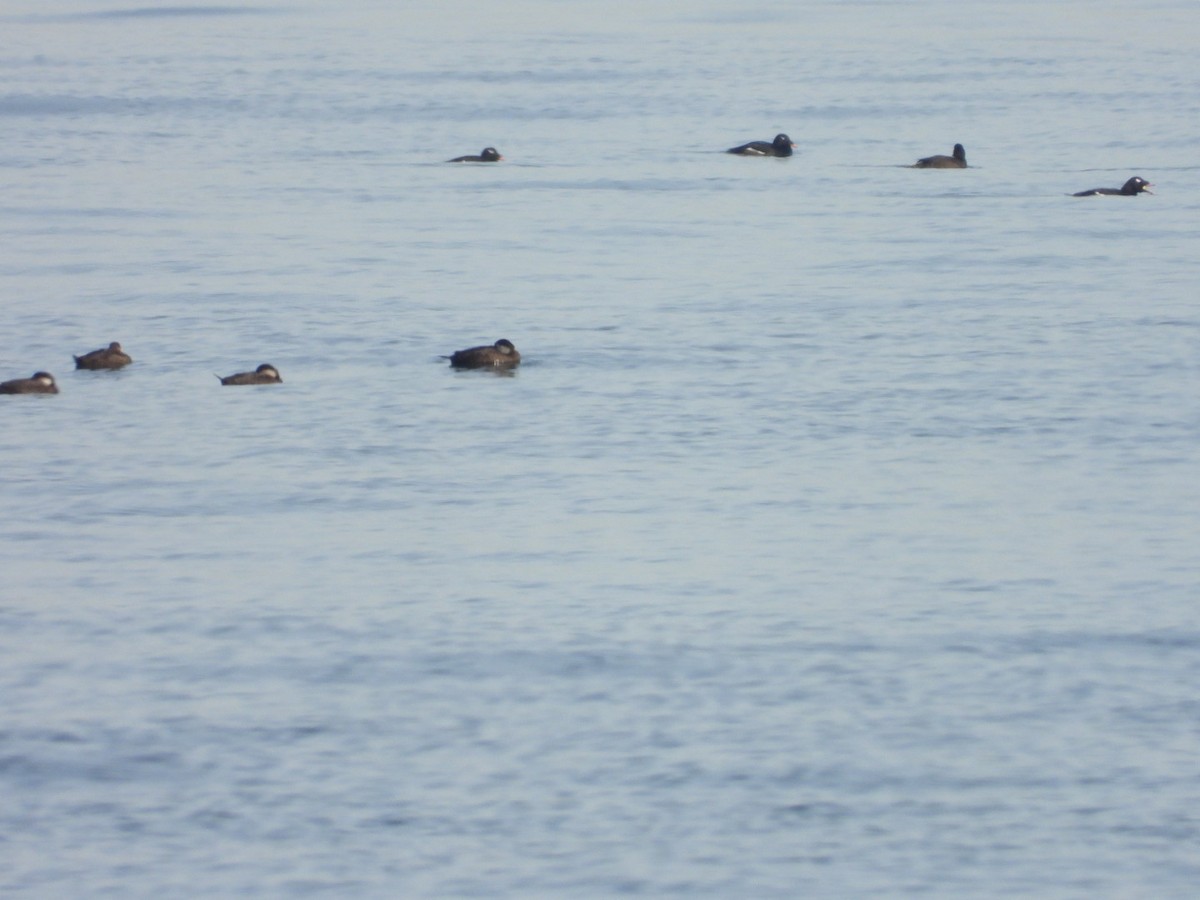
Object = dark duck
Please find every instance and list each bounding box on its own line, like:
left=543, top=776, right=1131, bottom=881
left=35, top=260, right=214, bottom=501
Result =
left=217, top=364, right=282, bottom=385
left=912, top=144, right=967, bottom=168
left=448, top=147, right=503, bottom=163
left=443, top=339, right=521, bottom=369
left=0, top=371, right=58, bottom=394
left=726, top=133, right=794, bottom=157
left=1073, top=176, right=1153, bottom=197
left=74, top=341, right=132, bottom=370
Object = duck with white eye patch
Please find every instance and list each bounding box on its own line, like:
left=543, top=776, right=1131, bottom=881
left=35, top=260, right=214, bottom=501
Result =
left=0, top=371, right=58, bottom=394
left=1072, top=176, right=1153, bottom=197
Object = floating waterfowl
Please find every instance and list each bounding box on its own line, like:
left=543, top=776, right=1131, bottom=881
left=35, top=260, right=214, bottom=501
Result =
left=912, top=144, right=967, bottom=168
left=216, top=364, right=282, bottom=385
left=726, top=133, right=794, bottom=157
left=0, top=371, right=58, bottom=394
left=1072, top=176, right=1153, bottom=197
left=443, top=339, right=521, bottom=369
left=74, top=341, right=132, bottom=370
left=448, top=147, right=503, bottom=163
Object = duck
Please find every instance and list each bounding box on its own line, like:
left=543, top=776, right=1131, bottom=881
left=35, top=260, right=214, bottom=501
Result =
left=1073, top=176, right=1153, bottom=197
left=0, top=371, right=58, bottom=394
left=726, top=133, right=794, bottom=157
left=216, top=364, right=282, bottom=385
left=912, top=144, right=967, bottom=168
left=448, top=147, right=503, bottom=163
left=74, top=341, right=132, bottom=370
left=443, top=339, right=521, bottom=369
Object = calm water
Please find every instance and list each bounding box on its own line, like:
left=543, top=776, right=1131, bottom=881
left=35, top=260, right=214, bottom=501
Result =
left=3, top=0, right=1200, bottom=896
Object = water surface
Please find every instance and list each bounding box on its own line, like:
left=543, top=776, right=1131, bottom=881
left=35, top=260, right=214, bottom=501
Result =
left=2, top=1, right=1199, bottom=896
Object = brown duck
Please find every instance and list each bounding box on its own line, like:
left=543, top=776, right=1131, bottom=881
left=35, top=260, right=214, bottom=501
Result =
left=216, top=364, right=282, bottom=385
left=0, top=371, right=59, bottom=394
left=912, top=144, right=967, bottom=168
left=443, top=339, right=521, bottom=369
left=74, top=341, right=132, bottom=370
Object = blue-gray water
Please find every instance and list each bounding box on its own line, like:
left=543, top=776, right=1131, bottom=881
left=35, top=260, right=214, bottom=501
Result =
left=3, top=1, right=1199, bottom=896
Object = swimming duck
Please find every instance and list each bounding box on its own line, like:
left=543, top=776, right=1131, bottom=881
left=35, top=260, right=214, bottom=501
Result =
left=448, top=147, right=503, bottom=163
left=216, top=364, right=282, bottom=385
left=444, top=339, right=521, bottom=369
left=74, top=341, right=132, bottom=370
left=0, top=371, right=58, bottom=394
left=1073, top=176, right=1153, bottom=197
left=912, top=144, right=967, bottom=168
left=726, top=134, right=794, bottom=157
